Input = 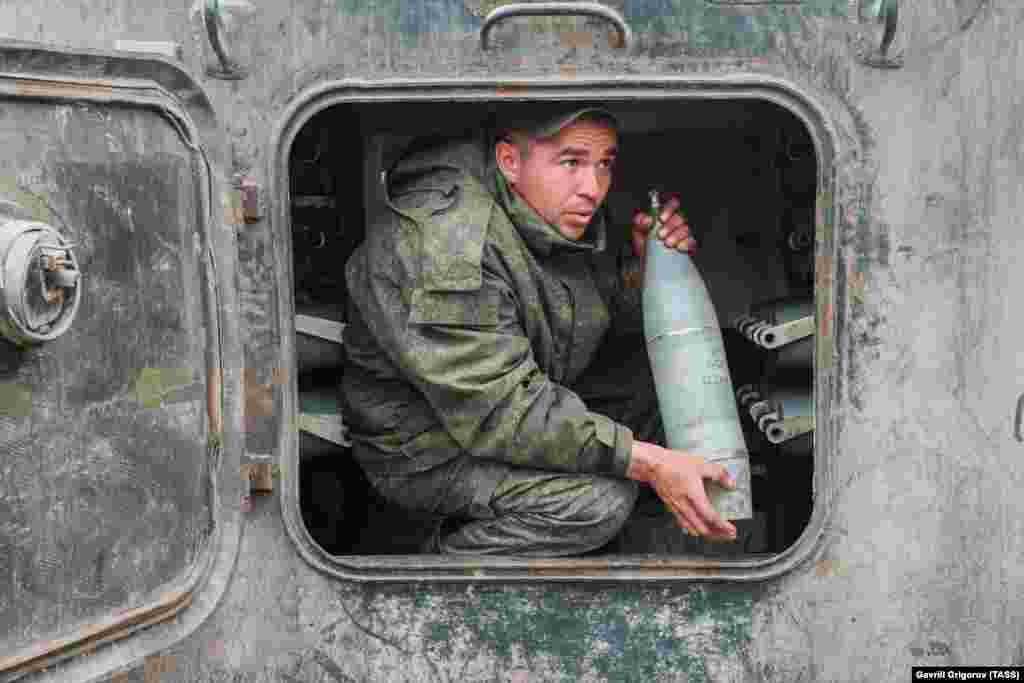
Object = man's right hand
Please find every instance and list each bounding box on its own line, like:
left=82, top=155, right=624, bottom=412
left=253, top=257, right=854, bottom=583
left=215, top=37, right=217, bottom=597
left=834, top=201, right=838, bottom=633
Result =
left=626, top=440, right=738, bottom=542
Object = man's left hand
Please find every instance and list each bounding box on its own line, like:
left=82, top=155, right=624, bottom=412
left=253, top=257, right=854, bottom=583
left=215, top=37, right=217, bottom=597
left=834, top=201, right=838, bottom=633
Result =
left=630, top=194, right=697, bottom=267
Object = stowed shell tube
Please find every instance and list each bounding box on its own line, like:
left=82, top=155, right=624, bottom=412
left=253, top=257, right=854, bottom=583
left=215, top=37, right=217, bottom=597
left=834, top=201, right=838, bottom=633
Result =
left=641, top=191, right=752, bottom=520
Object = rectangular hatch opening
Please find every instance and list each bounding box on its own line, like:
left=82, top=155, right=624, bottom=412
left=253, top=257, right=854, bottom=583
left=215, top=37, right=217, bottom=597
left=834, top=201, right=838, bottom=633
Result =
left=289, top=98, right=819, bottom=566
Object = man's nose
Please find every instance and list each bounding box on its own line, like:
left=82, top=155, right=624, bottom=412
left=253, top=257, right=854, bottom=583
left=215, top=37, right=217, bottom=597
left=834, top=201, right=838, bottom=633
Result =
left=577, top=164, right=603, bottom=201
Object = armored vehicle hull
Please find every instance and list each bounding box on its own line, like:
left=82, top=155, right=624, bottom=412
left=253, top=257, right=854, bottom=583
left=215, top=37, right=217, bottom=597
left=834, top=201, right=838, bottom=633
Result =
left=1, top=1, right=1021, bottom=681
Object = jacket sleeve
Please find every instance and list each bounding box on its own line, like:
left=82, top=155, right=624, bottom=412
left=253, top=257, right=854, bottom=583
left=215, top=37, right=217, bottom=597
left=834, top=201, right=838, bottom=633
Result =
left=396, top=261, right=634, bottom=478
left=590, top=241, right=645, bottom=336
left=348, top=163, right=637, bottom=477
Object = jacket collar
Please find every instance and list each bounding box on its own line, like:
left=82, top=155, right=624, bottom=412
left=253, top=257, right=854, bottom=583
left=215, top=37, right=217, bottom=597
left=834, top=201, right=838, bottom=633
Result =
left=489, top=168, right=608, bottom=257
left=388, top=132, right=608, bottom=258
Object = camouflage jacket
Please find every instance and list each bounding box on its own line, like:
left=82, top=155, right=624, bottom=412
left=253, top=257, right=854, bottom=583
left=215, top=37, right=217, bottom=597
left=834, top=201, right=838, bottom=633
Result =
left=342, top=132, right=644, bottom=478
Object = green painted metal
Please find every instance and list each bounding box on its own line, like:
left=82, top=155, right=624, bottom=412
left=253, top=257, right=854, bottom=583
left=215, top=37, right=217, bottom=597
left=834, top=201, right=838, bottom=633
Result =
left=419, top=585, right=755, bottom=682
left=129, top=367, right=198, bottom=409
left=621, top=0, right=849, bottom=53
left=642, top=191, right=752, bottom=521
left=328, top=0, right=850, bottom=54
left=0, top=383, right=32, bottom=417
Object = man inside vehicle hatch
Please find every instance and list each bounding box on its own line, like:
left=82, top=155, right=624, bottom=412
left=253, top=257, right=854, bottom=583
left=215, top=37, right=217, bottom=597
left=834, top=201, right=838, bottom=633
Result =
left=342, top=105, right=738, bottom=555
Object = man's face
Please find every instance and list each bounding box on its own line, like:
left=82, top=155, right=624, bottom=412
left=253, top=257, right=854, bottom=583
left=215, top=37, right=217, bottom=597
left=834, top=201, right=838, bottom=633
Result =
left=497, top=119, right=618, bottom=241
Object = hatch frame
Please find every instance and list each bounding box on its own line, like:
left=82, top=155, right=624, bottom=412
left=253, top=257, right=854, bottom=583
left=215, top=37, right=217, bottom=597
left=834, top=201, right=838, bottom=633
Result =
left=272, top=75, right=841, bottom=582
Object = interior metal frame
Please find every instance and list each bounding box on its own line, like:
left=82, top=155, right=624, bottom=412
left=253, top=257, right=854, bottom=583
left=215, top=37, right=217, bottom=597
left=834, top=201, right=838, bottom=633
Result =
left=271, top=76, right=840, bottom=582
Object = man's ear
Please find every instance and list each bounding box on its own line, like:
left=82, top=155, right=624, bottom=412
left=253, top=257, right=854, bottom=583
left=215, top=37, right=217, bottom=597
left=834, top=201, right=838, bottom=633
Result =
left=495, top=139, right=521, bottom=185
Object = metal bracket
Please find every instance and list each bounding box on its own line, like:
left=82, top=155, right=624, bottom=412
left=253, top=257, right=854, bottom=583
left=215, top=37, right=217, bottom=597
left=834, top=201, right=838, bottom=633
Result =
left=233, top=175, right=265, bottom=222
left=735, top=313, right=815, bottom=350
left=854, top=0, right=904, bottom=69
left=205, top=0, right=250, bottom=80
left=114, top=40, right=184, bottom=61
left=480, top=2, right=633, bottom=51
left=737, top=385, right=814, bottom=446
left=242, top=455, right=275, bottom=494
left=787, top=229, right=813, bottom=251
left=297, top=412, right=349, bottom=448
left=295, top=314, right=344, bottom=344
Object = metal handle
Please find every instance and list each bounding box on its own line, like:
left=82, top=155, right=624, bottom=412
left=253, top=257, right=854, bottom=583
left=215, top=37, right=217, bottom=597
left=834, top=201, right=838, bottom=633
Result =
left=875, top=0, right=899, bottom=57
left=205, top=0, right=249, bottom=79
left=480, top=2, right=633, bottom=51
left=857, top=0, right=903, bottom=69
left=1015, top=393, right=1024, bottom=443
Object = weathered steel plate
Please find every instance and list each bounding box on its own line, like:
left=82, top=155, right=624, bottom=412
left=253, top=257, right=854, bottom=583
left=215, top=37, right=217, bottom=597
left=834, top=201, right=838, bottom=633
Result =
left=0, top=72, right=226, bottom=673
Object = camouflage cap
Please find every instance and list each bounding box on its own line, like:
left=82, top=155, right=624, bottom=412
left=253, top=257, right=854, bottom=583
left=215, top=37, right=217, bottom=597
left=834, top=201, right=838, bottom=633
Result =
left=497, top=105, right=619, bottom=140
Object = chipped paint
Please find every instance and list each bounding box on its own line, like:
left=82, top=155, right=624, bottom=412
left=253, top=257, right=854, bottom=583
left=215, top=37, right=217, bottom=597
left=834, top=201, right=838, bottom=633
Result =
left=143, top=654, right=177, bottom=682
left=416, top=586, right=754, bottom=682
left=335, top=0, right=475, bottom=36
left=222, top=189, right=244, bottom=226
left=331, top=0, right=849, bottom=53
left=621, top=0, right=849, bottom=53
left=0, top=383, right=32, bottom=417
left=848, top=253, right=865, bottom=305
left=0, top=176, right=56, bottom=225
left=463, top=0, right=505, bottom=18
left=816, top=252, right=833, bottom=371
left=12, top=78, right=115, bottom=100
left=814, top=557, right=846, bottom=577
left=816, top=190, right=834, bottom=246
left=129, top=367, right=197, bottom=409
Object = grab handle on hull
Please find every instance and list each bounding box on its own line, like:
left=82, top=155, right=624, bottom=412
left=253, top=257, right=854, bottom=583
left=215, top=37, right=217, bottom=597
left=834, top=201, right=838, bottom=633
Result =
left=480, top=2, right=633, bottom=51
left=1014, top=393, right=1024, bottom=443
left=205, top=0, right=250, bottom=79
left=856, top=0, right=903, bottom=69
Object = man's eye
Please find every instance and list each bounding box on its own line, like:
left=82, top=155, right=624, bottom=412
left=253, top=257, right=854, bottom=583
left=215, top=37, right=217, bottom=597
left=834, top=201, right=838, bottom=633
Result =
left=561, top=158, right=579, bottom=168
left=599, top=159, right=616, bottom=171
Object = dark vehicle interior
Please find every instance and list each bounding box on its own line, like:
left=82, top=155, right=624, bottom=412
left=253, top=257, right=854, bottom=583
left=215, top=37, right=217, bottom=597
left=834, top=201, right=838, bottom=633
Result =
left=290, top=99, right=816, bottom=558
